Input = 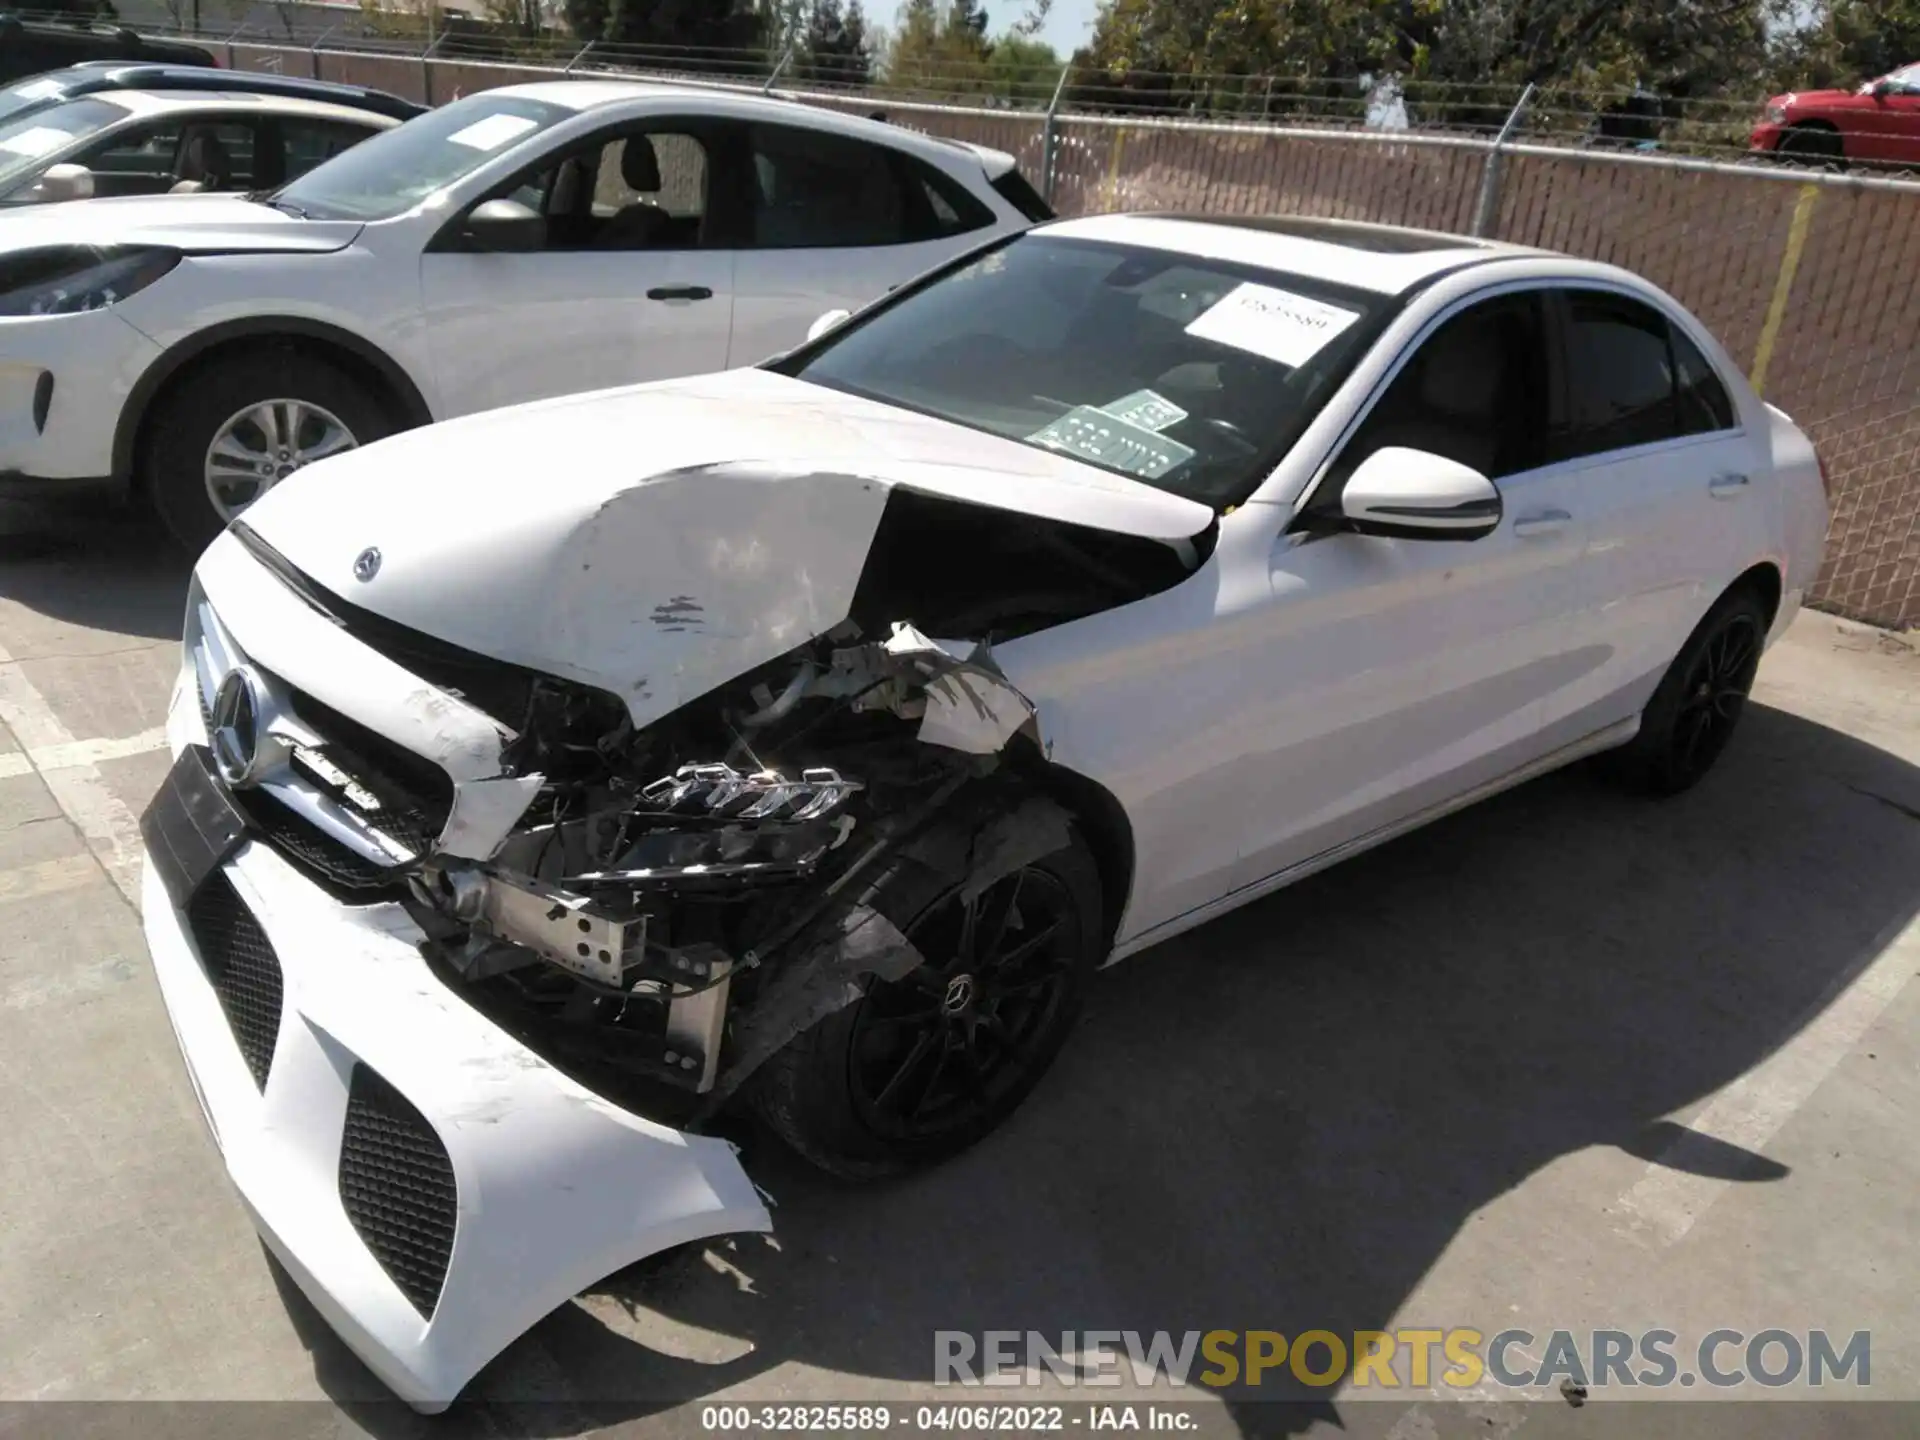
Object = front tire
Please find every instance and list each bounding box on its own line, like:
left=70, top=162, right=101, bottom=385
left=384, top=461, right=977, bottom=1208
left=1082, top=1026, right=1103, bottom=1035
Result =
left=1776, top=125, right=1844, bottom=166
left=754, top=830, right=1102, bottom=1180
left=143, top=349, right=392, bottom=551
left=1608, top=587, right=1768, bottom=796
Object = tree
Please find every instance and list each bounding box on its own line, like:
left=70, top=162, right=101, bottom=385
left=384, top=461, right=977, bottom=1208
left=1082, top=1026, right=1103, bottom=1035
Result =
left=798, top=0, right=874, bottom=83
left=482, top=0, right=553, bottom=38
left=884, top=0, right=994, bottom=94
left=1070, top=0, right=1774, bottom=124
left=1768, top=0, right=1920, bottom=90
left=565, top=0, right=764, bottom=54
left=984, top=33, right=1062, bottom=103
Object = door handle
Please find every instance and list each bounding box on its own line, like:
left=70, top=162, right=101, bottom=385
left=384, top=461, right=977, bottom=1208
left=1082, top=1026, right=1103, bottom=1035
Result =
left=1512, top=509, right=1572, bottom=538
left=646, top=285, right=713, bottom=302
left=1708, top=472, right=1750, bottom=498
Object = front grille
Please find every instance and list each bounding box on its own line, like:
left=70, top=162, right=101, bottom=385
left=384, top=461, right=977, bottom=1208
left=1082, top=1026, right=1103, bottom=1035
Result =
left=232, top=790, right=404, bottom=895
left=339, top=1064, right=458, bottom=1318
left=192, top=658, right=441, bottom=892
left=185, top=871, right=284, bottom=1091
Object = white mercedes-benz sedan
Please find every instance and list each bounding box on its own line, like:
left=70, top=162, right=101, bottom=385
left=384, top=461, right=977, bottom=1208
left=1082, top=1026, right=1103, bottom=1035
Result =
left=138, top=213, right=1828, bottom=1408
left=0, top=80, right=1043, bottom=546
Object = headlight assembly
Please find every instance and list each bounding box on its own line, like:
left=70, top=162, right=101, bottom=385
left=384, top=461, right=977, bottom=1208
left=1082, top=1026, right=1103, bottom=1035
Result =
left=0, top=245, right=180, bottom=318
left=1765, top=103, right=1789, bottom=125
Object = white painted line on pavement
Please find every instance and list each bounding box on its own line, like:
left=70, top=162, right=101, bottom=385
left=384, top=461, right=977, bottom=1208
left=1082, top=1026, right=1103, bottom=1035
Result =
left=1610, top=906, right=1920, bottom=1246
left=0, top=725, right=168, bottom=780
left=0, top=641, right=149, bottom=908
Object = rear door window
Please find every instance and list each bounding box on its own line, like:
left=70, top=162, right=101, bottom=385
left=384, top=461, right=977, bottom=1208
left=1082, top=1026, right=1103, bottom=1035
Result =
left=748, top=124, right=917, bottom=248
left=1552, top=289, right=1735, bottom=461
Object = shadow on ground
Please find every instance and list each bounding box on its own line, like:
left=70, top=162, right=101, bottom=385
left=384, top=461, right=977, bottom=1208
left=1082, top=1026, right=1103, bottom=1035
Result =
left=242, top=695, right=1920, bottom=1439
left=0, top=499, right=192, bottom=641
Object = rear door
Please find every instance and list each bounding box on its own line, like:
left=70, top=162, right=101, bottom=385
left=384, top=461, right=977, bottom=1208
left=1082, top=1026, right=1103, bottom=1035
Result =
left=419, top=117, right=738, bottom=418
left=1538, top=286, right=1766, bottom=726
left=725, top=122, right=1001, bottom=365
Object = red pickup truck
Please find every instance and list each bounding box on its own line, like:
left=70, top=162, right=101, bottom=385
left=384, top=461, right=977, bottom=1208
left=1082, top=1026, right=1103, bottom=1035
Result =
left=1750, top=62, right=1920, bottom=165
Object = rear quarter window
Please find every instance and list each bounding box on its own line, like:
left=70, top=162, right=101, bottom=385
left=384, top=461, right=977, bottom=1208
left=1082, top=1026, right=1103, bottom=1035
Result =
left=990, top=167, right=1053, bottom=222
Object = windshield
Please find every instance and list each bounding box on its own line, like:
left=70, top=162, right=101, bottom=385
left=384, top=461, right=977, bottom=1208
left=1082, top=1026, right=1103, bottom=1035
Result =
left=781, top=234, right=1393, bottom=508
left=0, top=96, right=126, bottom=190
left=274, top=93, right=573, bottom=220
left=0, top=72, right=78, bottom=126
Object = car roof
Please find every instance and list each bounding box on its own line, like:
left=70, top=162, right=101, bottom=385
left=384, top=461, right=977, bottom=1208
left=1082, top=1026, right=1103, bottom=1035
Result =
left=59, top=88, right=398, bottom=125
left=481, top=79, right=1010, bottom=171
left=13, top=63, right=426, bottom=119
left=1040, top=213, right=1541, bottom=295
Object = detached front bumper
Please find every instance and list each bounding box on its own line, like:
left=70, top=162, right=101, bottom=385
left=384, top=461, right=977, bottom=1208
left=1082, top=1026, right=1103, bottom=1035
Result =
left=143, top=686, right=770, bottom=1410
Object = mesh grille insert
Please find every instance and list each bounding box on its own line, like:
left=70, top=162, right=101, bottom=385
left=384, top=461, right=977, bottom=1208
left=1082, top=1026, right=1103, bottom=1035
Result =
left=339, top=1064, right=458, bottom=1318
left=184, top=871, right=284, bottom=1091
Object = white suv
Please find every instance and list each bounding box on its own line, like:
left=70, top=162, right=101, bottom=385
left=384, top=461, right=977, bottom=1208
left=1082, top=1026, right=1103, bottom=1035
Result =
left=0, top=80, right=1046, bottom=545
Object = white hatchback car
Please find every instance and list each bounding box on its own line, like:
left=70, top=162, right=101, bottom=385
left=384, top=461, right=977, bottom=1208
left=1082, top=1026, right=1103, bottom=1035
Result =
left=139, top=214, right=1826, bottom=1408
left=0, top=80, right=1043, bottom=545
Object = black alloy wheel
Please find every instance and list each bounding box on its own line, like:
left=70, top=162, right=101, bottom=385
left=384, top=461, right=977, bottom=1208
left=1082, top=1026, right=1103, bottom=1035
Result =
left=1605, top=586, right=1770, bottom=796
left=847, top=865, right=1082, bottom=1143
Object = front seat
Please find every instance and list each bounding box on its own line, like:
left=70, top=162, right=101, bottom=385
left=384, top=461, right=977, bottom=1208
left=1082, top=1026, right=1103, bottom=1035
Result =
left=593, top=138, right=674, bottom=251
left=169, top=131, right=232, bottom=194
left=1362, top=318, right=1511, bottom=477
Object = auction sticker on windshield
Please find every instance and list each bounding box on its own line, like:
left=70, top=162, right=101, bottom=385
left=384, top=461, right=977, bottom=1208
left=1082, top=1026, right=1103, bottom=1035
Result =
left=1186, top=282, right=1361, bottom=368
left=447, top=113, right=540, bottom=151
left=1029, top=405, right=1194, bottom=480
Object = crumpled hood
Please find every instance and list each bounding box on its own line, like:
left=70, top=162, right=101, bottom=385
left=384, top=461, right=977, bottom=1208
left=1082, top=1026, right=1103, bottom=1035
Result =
left=240, top=368, right=1213, bottom=726
left=0, top=193, right=363, bottom=255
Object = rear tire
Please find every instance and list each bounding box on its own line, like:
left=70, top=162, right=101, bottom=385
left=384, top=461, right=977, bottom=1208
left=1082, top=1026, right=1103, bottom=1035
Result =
left=753, top=828, right=1102, bottom=1181
left=143, top=349, right=392, bottom=552
left=1606, top=587, right=1769, bottom=797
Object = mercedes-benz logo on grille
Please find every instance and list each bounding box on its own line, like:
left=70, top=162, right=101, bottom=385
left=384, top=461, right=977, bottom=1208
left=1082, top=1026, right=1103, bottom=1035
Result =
left=352, top=546, right=382, bottom=582
left=210, top=666, right=271, bottom=788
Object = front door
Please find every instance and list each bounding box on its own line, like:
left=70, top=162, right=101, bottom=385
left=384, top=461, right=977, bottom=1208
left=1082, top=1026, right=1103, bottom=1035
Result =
left=419, top=121, right=735, bottom=419
left=1230, top=288, right=1594, bottom=895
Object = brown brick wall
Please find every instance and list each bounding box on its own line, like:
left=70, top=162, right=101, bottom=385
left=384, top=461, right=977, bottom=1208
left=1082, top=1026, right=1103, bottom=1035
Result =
left=235, top=42, right=1920, bottom=628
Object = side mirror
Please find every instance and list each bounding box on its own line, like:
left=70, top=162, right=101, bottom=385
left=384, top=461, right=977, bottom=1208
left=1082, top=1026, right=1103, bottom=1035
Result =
left=1338, top=447, right=1502, bottom=541
left=462, top=197, right=544, bottom=253
left=24, top=163, right=94, bottom=205
left=806, top=308, right=852, bottom=342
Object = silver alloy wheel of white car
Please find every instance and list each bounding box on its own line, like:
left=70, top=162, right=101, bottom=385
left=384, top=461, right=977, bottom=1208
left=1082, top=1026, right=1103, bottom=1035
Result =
left=203, top=398, right=358, bottom=520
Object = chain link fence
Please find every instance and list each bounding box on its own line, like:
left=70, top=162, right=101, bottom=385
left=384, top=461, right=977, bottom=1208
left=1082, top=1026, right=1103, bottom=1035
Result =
left=109, top=33, right=1920, bottom=629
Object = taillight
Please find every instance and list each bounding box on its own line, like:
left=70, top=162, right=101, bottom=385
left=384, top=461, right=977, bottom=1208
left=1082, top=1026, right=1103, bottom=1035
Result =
left=1816, top=452, right=1831, bottom=499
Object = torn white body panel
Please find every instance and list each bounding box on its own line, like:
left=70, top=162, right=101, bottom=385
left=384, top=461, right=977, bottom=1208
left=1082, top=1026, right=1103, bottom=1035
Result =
left=196, top=532, right=507, bottom=784
left=436, top=773, right=546, bottom=861
left=148, top=672, right=770, bottom=1412
left=881, top=625, right=1036, bottom=755
left=238, top=368, right=1212, bottom=727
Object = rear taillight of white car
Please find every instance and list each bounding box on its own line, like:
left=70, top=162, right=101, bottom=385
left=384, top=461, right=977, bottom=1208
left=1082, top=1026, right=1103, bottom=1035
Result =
left=1817, top=451, right=1832, bottom=500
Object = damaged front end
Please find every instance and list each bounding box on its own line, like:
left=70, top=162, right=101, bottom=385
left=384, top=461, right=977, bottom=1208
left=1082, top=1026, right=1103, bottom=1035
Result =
left=409, top=619, right=1062, bottom=1123
left=148, top=433, right=1210, bottom=1408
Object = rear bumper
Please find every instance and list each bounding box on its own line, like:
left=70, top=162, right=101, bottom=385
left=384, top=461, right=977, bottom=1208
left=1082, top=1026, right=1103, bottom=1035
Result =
left=142, top=675, right=771, bottom=1411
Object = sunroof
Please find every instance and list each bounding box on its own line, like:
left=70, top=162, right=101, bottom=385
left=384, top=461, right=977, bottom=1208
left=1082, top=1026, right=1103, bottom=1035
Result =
left=1150, top=214, right=1490, bottom=253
